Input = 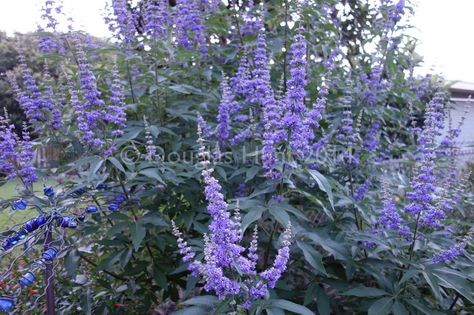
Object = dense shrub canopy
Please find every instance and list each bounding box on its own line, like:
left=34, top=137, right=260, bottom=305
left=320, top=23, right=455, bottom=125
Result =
left=0, top=0, right=473, bottom=314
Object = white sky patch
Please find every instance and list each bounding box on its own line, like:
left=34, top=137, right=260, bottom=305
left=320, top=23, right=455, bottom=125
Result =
left=0, top=0, right=473, bottom=82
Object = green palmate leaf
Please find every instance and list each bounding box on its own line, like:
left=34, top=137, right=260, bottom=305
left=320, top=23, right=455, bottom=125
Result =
left=171, top=306, right=209, bottom=315
left=422, top=271, right=442, bottom=301
left=297, top=241, right=327, bottom=275
left=265, top=308, right=285, bottom=315
left=139, top=168, right=166, bottom=184
left=342, top=285, right=388, bottom=297
left=432, top=267, right=474, bottom=304
left=392, top=300, right=409, bottom=315
left=399, top=269, right=419, bottom=284
left=94, top=251, right=123, bottom=272
left=303, top=231, right=354, bottom=265
left=368, top=298, right=393, bottom=315
left=182, top=295, right=219, bottom=307
left=315, top=286, right=331, bottom=315
left=107, top=156, right=126, bottom=174
left=269, top=205, right=290, bottom=226
left=306, top=169, right=334, bottom=208
left=241, top=207, right=264, bottom=233
left=268, top=299, right=315, bottom=315
left=405, top=299, right=444, bottom=315
left=130, top=221, right=147, bottom=251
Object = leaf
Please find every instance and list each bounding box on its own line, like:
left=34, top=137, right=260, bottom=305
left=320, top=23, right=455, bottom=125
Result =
left=269, top=206, right=290, bottom=226
left=168, top=84, right=204, bottom=95
left=342, top=286, right=388, bottom=298
left=315, top=286, right=330, bottom=315
left=432, top=267, right=474, bottom=304
left=405, top=299, right=444, bottom=315
left=245, top=166, right=260, bottom=182
left=64, top=250, right=79, bottom=277
left=297, top=241, right=327, bottom=275
left=130, top=222, right=147, bottom=251
left=241, top=207, right=263, bottom=234
left=171, top=306, right=209, bottom=315
left=392, top=300, right=409, bottom=315
left=182, top=296, right=219, bottom=307
left=422, top=271, right=442, bottom=301
left=268, top=299, right=315, bottom=315
left=307, top=169, right=334, bottom=208
left=139, top=168, right=165, bottom=184
left=368, top=298, right=393, bottom=315
left=94, top=251, right=122, bottom=272
left=399, top=269, right=419, bottom=284
left=140, top=213, right=168, bottom=227
left=107, top=157, right=126, bottom=174
left=266, top=308, right=285, bottom=315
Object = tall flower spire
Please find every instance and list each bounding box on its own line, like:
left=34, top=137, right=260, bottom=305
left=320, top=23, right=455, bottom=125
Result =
left=172, top=116, right=293, bottom=307
left=108, top=0, right=137, bottom=44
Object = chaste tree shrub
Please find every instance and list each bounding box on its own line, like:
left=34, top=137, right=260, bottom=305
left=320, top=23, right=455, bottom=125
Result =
left=0, top=0, right=473, bottom=314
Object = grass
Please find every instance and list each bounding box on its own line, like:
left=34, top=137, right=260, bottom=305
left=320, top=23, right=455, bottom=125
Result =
left=0, top=179, right=56, bottom=229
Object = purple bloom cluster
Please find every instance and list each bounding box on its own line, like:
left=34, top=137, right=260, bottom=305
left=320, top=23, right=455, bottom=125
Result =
left=362, top=64, right=385, bottom=105
left=354, top=179, right=371, bottom=203
left=144, top=0, right=170, bottom=39
left=8, top=58, right=63, bottom=131
left=377, top=197, right=407, bottom=234
left=432, top=231, right=472, bottom=263
left=108, top=0, right=137, bottom=44
left=42, top=65, right=64, bottom=130
left=404, top=92, right=447, bottom=228
left=0, top=112, right=37, bottom=185
left=240, top=0, right=264, bottom=36
left=336, top=97, right=358, bottom=146
left=363, top=120, right=381, bottom=152
left=217, top=77, right=241, bottom=144
left=74, top=42, right=106, bottom=147
left=72, top=42, right=127, bottom=151
left=37, top=0, right=63, bottom=53
left=283, top=33, right=314, bottom=157
left=231, top=52, right=253, bottom=99
left=175, top=0, right=207, bottom=55
left=172, top=122, right=292, bottom=307
left=105, top=68, right=127, bottom=138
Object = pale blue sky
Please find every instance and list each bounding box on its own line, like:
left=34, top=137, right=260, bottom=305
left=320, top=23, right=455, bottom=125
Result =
left=0, top=0, right=473, bottom=82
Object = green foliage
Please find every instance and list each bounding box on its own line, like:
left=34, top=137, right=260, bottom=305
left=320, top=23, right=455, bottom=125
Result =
left=1, top=0, right=473, bottom=314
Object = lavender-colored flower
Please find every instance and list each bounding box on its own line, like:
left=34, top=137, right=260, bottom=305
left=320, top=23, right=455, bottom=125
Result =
left=42, top=65, right=64, bottom=130
left=363, top=120, right=380, bottom=152
left=108, top=0, right=137, bottom=44
left=144, top=0, right=169, bottom=39
left=432, top=231, right=472, bottom=263
left=248, top=33, right=272, bottom=104
left=377, top=198, right=405, bottom=232
left=230, top=130, right=252, bottom=146
left=217, top=77, right=240, bottom=144
left=105, top=67, right=127, bottom=137
left=260, top=223, right=292, bottom=288
left=36, top=0, right=63, bottom=54
left=282, top=33, right=315, bottom=157
left=404, top=92, right=447, bottom=228
left=172, top=122, right=293, bottom=306
left=74, top=41, right=106, bottom=147
left=0, top=112, right=37, bottom=185
left=354, top=179, right=371, bottom=203
left=17, top=56, right=46, bottom=125
left=175, top=0, right=207, bottom=55
left=336, top=97, right=358, bottom=146
left=231, top=52, right=253, bottom=98
left=240, top=0, right=264, bottom=36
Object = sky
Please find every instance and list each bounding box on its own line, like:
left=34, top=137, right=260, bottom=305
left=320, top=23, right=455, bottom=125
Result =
left=0, top=0, right=473, bottom=82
